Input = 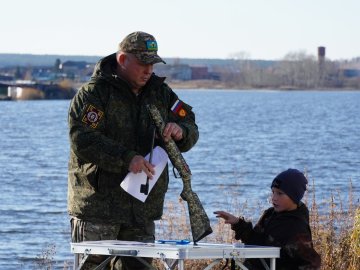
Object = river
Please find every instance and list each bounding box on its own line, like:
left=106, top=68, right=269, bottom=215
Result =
left=0, top=89, right=359, bottom=269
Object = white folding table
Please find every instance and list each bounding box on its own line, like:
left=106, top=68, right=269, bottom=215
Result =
left=71, top=240, right=280, bottom=270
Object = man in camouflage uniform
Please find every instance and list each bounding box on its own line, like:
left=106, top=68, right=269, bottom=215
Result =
left=68, top=31, right=199, bottom=270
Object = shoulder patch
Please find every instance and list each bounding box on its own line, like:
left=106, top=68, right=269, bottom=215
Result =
left=171, top=99, right=187, bottom=118
left=81, top=104, right=104, bottom=128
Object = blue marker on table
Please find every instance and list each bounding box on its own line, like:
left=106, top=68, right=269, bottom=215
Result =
left=156, top=239, right=191, bottom=245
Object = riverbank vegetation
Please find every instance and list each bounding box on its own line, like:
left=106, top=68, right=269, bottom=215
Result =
left=36, top=179, right=359, bottom=269
left=1, top=52, right=359, bottom=98
left=164, top=51, right=360, bottom=90
left=153, top=179, right=359, bottom=270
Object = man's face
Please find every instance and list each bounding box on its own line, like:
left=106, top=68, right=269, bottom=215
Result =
left=271, top=187, right=297, bottom=212
left=121, top=53, right=154, bottom=90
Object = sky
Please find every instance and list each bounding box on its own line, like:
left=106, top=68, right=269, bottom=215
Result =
left=1, top=0, right=359, bottom=60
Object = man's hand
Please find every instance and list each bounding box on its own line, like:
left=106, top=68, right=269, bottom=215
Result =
left=214, top=211, right=240, bottom=225
left=128, top=155, right=155, bottom=179
left=163, top=122, right=183, bottom=142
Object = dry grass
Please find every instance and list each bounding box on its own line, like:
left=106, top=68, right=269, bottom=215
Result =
left=34, top=244, right=56, bottom=270
left=35, top=179, right=359, bottom=269
left=153, top=179, right=360, bottom=270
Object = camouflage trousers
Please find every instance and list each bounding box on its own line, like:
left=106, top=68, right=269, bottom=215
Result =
left=70, top=218, right=155, bottom=270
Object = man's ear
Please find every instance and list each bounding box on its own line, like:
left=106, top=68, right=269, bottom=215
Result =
left=117, top=52, right=126, bottom=66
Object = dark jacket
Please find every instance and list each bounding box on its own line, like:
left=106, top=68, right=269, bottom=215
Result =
left=67, top=53, right=199, bottom=225
left=231, top=203, right=321, bottom=270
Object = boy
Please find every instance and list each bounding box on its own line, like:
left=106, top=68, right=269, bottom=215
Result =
left=214, top=168, right=321, bottom=270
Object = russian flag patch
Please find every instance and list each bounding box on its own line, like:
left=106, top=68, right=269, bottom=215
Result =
left=171, top=99, right=187, bottom=117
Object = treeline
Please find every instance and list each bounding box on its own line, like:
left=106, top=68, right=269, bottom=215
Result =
left=1, top=52, right=360, bottom=90
left=0, top=53, right=102, bottom=68
left=213, top=52, right=360, bottom=89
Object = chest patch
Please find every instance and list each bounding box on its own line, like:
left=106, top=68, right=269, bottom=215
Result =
left=82, top=104, right=104, bottom=128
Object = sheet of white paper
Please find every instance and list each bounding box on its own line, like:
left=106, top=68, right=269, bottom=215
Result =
left=120, top=146, right=168, bottom=202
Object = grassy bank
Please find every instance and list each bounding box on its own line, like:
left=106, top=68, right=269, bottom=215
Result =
left=153, top=179, right=360, bottom=269
left=168, top=79, right=360, bottom=91
left=37, top=180, right=359, bottom=269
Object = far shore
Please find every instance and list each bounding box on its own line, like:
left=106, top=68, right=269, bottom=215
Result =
left=168, top=79, right=360, bottom=91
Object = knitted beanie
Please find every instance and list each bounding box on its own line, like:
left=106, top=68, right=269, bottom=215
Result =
left=271, top=168, right=308, bottom=204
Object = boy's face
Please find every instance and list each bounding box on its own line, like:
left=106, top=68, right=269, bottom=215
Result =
left=271, top=187, right=297, bottom=212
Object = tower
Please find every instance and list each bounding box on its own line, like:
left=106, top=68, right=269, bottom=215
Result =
left=318, top=46, right=326, bottom=86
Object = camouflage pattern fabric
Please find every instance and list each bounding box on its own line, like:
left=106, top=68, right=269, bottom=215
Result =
left=67, top=53, right=199, bottom=225
left=71, top=218, right=154, bottom=270
left=118, top=31, right=166, bottom=64
left=147, top=105, right=212, bottom=243
left=231, top=203, right=321, bottom=270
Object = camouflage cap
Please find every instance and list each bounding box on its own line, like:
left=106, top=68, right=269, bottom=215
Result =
left=119, top=31, right=166, bottom=65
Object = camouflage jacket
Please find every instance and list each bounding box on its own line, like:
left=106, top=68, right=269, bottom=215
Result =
left=67, top=53, right=199, bottom=225
left=231, top=203, right=321, bottom=270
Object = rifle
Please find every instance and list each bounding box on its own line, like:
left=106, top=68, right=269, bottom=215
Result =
left=147, top=104, right=213, bottom=243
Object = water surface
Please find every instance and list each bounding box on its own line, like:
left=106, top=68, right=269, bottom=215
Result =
left=0, top=90, right=359, bottom=269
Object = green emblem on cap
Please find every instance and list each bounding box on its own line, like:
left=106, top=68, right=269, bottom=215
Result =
left=146, top=41, right=158, bottom=51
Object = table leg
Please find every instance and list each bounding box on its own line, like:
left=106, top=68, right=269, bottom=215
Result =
left=178, top=259, right=184, bottom=270
left=203, top=259, right=222, bottom=270
left=270, top=258, right=276, bottom=270
left=74, top=254, right=79, bottom=269
left=234, top=260, right=249, bottom=270
left=75, top=253, right=89, bottom=270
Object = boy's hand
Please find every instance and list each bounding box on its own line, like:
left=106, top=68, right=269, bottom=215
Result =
left=214, top=211, right=239, bottom=225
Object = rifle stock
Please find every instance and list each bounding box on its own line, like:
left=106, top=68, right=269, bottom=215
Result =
left=147, top=104, right=213, bottom=243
